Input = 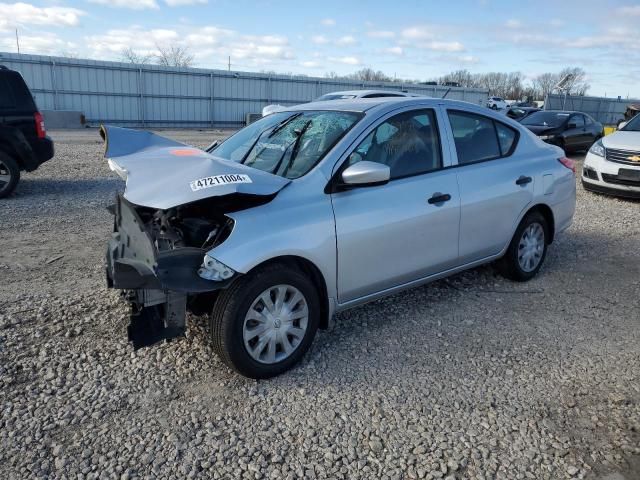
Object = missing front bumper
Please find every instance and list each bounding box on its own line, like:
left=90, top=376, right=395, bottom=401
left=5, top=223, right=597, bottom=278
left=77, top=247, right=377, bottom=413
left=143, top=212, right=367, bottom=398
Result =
left=106, top=194, right=234, bottom=348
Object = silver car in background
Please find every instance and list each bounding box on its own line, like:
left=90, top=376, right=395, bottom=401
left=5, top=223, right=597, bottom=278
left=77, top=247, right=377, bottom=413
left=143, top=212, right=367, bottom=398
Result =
left=104, top=97, right=576, bottom=378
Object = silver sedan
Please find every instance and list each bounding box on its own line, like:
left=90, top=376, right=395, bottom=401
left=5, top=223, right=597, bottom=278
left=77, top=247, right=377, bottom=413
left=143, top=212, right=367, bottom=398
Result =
left=104, top=97, right=576, bottom=378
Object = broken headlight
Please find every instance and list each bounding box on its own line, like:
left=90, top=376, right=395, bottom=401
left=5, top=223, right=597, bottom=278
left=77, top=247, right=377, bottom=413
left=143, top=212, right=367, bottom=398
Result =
left=198, top=254, right=235, bottom=281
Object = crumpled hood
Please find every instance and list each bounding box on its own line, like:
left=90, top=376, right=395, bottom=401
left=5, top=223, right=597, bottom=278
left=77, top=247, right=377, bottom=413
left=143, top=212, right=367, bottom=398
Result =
left=101, top=126, right=290, bottom=210
left=602, top=131, right=640, bottom=151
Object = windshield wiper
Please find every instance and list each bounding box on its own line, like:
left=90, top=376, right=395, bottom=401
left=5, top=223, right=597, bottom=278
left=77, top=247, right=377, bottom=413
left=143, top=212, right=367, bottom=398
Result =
left=268, top=112, right=303, bottom=139
left=270, top=120, right=312, bottom=176
left=240, top=128, right=271, bottom=165
left=282, top=120, right=313, bottom=177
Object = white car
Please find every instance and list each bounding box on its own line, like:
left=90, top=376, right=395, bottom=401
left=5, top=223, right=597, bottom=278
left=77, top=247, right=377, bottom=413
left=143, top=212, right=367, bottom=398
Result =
left=582, top=114, right=640, bottom=199
left=487, top=97, right=508, bottom=110
left=262, top=90, right=421, bottom=116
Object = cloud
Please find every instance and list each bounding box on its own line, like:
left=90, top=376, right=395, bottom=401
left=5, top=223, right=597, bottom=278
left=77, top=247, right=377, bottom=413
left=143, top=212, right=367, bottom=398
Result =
left=300, top=60, right=322, bottom=68
left=421, top=41, right=465, bottom=52
left=164, top=0, right=207, bottom=5
left=383, top=46, right=403, bottom=56
left=0, top=2, right=86, bottom=30
left=0, top=31, right=76, bottom=54
left=88, top=0, right=158, bottom=9
left=320, top=18, right=336, bottom=26
left=311, top=35, right=329, bottom=45
left=505, top=19, right=521, bottom=28
left=86, top=27, right=180, bottom=56
left=457, top=55, right=478, bottom=64
left=184, top=26, right=233, bottom=46
left=617, top=5, right=640, bottom=15
left=549, top=18, right=565, bottom=27
left=328, top=56, right=360, bottom=65
left=367, top=30, right=395, bottom=39
left=335, top=35, right=357, bottom=46
left=401, top=26, right=434, bottom=40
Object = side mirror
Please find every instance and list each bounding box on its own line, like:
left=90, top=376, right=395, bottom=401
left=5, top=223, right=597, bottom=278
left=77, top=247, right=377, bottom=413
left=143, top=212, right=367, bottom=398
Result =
left=341, top=161, right=390, bottom=187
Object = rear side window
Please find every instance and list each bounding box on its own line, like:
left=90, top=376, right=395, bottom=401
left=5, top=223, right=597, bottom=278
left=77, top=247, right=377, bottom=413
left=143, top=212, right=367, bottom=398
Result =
left=448, top=110, right=518, bottom=164
left=0, top=72, right=35, bottom=111
left=495, top=123, right=517, bottom=155
left=0, top=76, right=16, bottom=109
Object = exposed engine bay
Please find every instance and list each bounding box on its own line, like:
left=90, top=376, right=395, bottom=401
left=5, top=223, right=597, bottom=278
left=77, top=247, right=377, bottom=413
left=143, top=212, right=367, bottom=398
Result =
left=136, top=201, right=233, bottom=253
left=106, top=193, right=277, bottom=349
left=101, top=125, right=291, bottom=350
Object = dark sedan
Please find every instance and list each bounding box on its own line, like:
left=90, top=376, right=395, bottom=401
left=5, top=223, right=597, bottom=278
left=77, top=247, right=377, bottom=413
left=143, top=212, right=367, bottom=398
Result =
left=521, top=110, right=603, bottom=152
left=506, top=106, right=540, bottom=122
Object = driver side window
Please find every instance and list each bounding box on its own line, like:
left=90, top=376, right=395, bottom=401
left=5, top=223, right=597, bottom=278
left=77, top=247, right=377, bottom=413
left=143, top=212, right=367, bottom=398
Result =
left=348, top=109, right=442, bottom=179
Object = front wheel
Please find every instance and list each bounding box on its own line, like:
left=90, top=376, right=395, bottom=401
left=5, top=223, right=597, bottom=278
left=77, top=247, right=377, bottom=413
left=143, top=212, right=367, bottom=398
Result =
left=0, top=153, right=20, bottom=198
left=210, top=263, right=320, bottom=379
left=497, top=211, right=549, bottom=282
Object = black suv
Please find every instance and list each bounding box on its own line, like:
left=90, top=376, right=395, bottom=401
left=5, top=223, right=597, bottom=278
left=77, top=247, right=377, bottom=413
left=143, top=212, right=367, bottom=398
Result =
left=0, top=65, right=54, bottom=197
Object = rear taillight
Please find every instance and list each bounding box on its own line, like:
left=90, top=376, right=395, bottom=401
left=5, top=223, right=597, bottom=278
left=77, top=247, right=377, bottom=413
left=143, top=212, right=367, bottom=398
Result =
left=558, top=156, right=575, bottom=174
left=34, top=111, right=46, bottom=139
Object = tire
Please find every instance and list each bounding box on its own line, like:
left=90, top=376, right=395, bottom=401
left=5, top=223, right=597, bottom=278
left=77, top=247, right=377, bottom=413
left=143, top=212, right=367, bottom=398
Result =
left=491, top=104, right=498, bottom=110
left=497, top=211, right=549, bottom=282
left=210, top=263, right=320, bottom=379
left=0, top=152, right=20, bottom=199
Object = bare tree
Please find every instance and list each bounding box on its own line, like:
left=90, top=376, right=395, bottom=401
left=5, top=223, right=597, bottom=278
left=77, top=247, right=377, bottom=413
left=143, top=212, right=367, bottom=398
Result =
left=155, top=44, right=195, bottom=68
left=57, top=50, right=80, bottom=59
left=558, top=67, right=590, bottom=96
left=348, top=68, right=391, bottom=82
left=532, top=72, right=558, bottom=100
left=120, top=47, right=152, bottom=65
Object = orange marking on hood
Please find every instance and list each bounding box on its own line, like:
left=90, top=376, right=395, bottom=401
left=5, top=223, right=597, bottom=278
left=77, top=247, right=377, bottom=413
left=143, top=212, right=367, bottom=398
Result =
left=171, top=148, right=202, bottom=156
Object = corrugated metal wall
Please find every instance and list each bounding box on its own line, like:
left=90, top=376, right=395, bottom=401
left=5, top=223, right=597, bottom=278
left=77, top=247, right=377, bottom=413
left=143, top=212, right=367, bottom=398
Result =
left=1, top=52, right=489, bottom=128
left=545, top=94, right=640, bottom=126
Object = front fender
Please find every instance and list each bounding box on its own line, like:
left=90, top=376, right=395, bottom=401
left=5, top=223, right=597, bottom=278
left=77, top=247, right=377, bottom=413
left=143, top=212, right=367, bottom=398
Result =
left=208, top=177, right=338, bottom=300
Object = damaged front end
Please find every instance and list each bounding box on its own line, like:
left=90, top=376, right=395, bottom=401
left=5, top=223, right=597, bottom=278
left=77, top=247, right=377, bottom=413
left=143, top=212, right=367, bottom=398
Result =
left=106, top=193, right=236, bottom=348
left=102, top=126, right=290, bottom=349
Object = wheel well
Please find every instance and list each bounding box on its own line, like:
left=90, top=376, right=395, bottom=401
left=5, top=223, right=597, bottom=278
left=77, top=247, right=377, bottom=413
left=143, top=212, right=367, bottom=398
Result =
left=527, top=204, right=555, bottom=244
left=249, top=256, right=330, bottom=330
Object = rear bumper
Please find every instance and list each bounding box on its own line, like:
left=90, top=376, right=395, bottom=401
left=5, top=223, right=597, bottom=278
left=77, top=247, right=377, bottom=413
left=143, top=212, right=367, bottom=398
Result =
left=23, top=136, right=54, bottom=171
left=106, top=194, right=233, bottom=348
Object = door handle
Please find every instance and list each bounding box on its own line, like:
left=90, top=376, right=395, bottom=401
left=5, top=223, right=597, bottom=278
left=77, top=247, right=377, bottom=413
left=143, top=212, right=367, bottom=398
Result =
left=515, top=176, right=532, bottom=186
left=428, top=193, right=451, bottom=204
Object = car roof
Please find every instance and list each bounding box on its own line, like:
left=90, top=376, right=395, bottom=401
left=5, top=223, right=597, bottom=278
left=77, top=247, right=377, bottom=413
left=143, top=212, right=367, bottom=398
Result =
left=319, top=89, right=417, bottom=98
left=540, top=110, right=582, bottom=114
left=282, top=97, right=485, bottom=114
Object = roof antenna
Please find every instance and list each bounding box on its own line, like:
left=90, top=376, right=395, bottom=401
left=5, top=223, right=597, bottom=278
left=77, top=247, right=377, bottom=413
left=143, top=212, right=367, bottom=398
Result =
left=441, top=87, right=451, bottom=99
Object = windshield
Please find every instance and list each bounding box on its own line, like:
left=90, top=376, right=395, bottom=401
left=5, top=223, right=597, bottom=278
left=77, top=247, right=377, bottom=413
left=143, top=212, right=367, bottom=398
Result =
left=210, top=110, right=361, bottom=179
left=621, top=114, right=640, bottom=132
left=521, top=111, right=570, bottom=127
left=316, top=94, right=358, bottom=101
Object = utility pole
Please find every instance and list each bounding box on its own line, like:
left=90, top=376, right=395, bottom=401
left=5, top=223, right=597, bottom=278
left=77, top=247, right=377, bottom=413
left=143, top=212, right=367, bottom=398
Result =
left=228, top=56, right=231, bottom=72
left=15, top=28, right=20, bottom=54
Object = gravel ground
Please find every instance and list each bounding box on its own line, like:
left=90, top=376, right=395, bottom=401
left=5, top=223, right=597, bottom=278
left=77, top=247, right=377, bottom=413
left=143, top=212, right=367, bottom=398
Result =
left=0, top=129, right=639, bottom=480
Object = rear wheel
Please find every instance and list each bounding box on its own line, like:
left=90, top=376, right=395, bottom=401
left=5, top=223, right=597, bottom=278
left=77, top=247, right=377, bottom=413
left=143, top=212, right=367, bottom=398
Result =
left=0, top=153, right=20, bottom=198
left=497, top=211, right=549, bottom=282
left=210, top=263, right=320, bottom=379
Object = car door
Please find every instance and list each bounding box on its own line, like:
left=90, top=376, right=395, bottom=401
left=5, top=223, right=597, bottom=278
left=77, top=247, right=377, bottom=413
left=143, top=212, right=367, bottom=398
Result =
left=331, top=107, right=460, bottom=303
left=565, top=114, right=585, bottom=149
left=444, top=109, right=534, bottom=264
